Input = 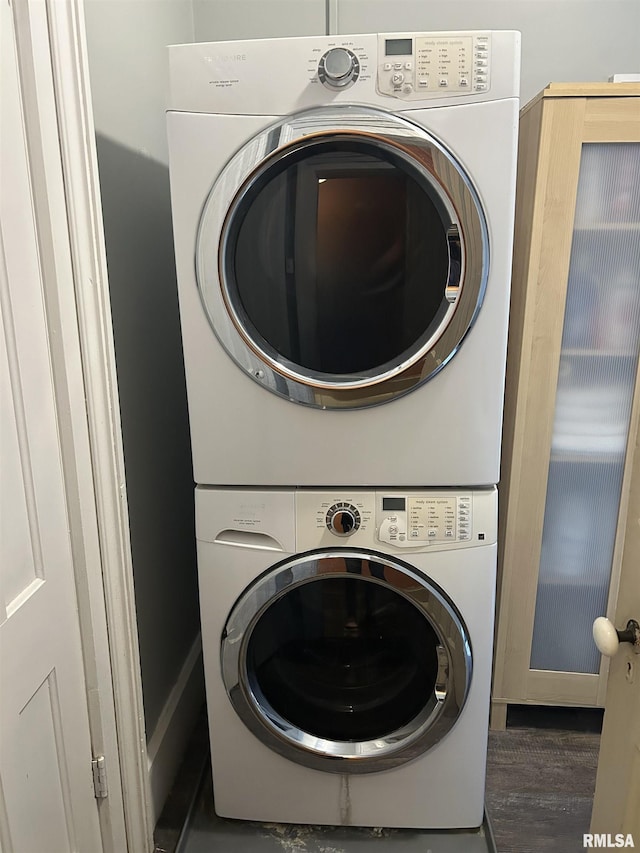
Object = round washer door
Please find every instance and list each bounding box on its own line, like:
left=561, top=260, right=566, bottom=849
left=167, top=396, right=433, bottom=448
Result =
left=196, top=105, right=489, bottom=409
left=221, top=550, right=472, bottom=773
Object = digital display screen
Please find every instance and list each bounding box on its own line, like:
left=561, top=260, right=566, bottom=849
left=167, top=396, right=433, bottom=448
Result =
left=383, top=497, right=406, bottom=511
left=385, top=38, right=412, bottom=56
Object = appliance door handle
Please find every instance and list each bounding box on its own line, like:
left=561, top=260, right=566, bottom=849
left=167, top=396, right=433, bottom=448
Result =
left=214, top=529, right=284, bottom=552
left=445, top=224, right=462, bottom=303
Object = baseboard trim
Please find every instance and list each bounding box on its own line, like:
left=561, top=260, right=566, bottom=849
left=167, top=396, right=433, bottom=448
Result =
left=147, top=635, right=205, bottom=824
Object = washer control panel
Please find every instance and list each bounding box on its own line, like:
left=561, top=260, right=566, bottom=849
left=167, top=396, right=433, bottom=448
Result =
left=378, top=494, right=472, bottom=547
left=295, top=490, right=493, bottom=552
left=376, top=32, right=491, bottom=99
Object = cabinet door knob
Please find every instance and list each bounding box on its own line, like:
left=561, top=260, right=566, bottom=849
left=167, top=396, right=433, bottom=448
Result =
left=593, top=617, right=640, bottom=658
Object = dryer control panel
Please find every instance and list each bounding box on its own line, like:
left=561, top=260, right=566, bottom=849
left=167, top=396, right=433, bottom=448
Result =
left=168, top=31, right=521, bottom=114
left=376, top=32, right=491, bottom=99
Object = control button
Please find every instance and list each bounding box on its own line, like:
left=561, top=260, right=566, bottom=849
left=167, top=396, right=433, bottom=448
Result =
left=428, top=529, right=437, bottom=538
left=445, top=530, right=454, bottom=538
left=399, top=533, right=406, bottom=541
left=404, top=61, right=413, bottom=70
left=418, top=78, right=429, bottom=88
left=393, top=62, right=403, bottom=70
left=388, top=515, right=398, bottom=523
left=475, top=58, right=488, bottom=67
left=460, top=532, right=471, bottom=540
left=403, top=84, right=413, bottom=94
left=474, top=83, right=487, bottom=91
left=389, top=525, right=398, bottom=535
left=384, top=62, right=392, bottom=71
left=439, top=78, right=448, bottom=87
left=459, top=77, right=469, bottom=87
left=392, top=72, right=404, bottom=86
left=410, top=529, right=420, bottom=538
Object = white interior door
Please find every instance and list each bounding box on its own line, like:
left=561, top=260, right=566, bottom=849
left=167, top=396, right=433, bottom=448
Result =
left=0, top=3, right=103, bottom=850
left=591, top=424, right=640, bottom=839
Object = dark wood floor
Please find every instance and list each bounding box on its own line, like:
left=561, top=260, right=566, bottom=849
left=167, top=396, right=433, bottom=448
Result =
left=155, top=706, right=602, bottom=853
left=485, top=707, right=602, bottom=853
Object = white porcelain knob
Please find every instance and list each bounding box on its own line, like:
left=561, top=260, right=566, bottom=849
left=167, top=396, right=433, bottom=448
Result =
left=593, top=617, right=640, bottom=658
left=593, top=617, right=620, bottom=657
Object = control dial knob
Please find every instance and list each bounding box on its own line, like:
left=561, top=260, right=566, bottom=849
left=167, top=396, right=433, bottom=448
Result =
left=318, top=48, right=360, bottom=89
left=326, top=503, right=361, bottom=536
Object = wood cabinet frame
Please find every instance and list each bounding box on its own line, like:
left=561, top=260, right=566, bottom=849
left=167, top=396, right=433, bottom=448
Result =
left=492, top=84, right=640, bottom=729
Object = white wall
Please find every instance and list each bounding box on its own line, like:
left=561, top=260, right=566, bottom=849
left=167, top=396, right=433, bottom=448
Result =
left=336, top=0, right=640, bottom=104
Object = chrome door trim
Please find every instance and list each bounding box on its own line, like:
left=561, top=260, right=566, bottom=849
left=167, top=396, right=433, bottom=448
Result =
left=196, top=105, right=489, bottom=409
left=220, top=549, right=473, bottom=774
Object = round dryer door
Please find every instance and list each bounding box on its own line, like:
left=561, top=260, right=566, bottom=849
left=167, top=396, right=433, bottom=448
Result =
left=220, top=550, right=472, bottom=773
left=196, top=105, right=489, bottom=409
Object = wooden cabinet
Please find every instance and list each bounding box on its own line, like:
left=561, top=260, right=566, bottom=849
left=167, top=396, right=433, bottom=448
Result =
left=492, top=84, right=640, bottom=727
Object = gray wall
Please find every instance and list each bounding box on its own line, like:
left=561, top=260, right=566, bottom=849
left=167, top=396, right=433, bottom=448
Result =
left=84, top=0, right=198, bottom=739
left=191, top=0, right=640, bottom=106
left=336, top=0, right=640, bottom=105
left=193, top=0, right=324, bottom=40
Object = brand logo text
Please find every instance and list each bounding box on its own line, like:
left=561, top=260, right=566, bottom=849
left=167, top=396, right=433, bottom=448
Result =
left=583, top=835, right=635, bottom=848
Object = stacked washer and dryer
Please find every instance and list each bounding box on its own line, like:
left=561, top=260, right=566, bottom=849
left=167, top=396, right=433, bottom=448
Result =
left=167, top=30, right=520, bottom=830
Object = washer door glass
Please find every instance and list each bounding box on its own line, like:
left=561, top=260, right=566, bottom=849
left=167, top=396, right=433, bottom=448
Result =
left=197, top=106, right=489, bottom=409
left=221, top=551, right=472, bottom=773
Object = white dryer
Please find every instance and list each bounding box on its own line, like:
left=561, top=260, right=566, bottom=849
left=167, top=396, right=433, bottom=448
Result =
left=167, top=32, right=520, bottom=487
left=196, top=486, right=497, bottom=829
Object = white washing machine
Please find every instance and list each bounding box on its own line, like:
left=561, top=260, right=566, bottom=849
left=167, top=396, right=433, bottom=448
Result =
left=196, top=486, right=497, bottom=829
left=167, top=31, right=520, bottom=488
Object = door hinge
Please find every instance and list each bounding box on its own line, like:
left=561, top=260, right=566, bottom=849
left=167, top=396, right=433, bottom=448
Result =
left=92, top=755, right=108, bottom=799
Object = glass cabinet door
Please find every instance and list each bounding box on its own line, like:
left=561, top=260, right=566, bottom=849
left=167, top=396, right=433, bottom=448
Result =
left=530, top=142, right=640, bottom=673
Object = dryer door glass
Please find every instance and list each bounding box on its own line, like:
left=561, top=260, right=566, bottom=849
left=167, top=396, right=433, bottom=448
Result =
left=197, top=106, right=488, bottom=409
left=227, top=140, right=450, bottom=376
left=221, top=551, right=472, bottom=773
